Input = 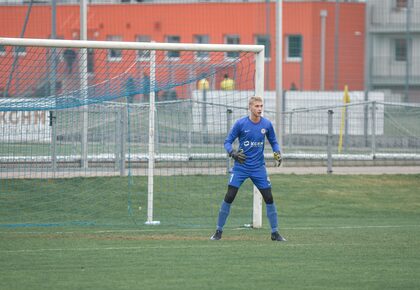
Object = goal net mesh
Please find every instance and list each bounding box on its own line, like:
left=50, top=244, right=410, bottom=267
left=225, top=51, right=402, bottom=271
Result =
left=0, top=41, right=260, bottom=228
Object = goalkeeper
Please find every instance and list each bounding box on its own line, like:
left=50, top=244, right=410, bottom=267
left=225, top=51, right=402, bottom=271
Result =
left=210, top=96, right=286, bottom=242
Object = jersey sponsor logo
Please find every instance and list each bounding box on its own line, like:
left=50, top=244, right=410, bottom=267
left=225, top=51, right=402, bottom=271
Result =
left=243, top=140, right=264, bottom=148
left=251, top=141, right=264, bottom=147
left=244, top=130, right=250, bottom=133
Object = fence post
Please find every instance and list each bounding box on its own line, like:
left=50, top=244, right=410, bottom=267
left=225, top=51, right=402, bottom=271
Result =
left=188, top=100, right=192, bottom=155
left=327, top=109, right=334, bottom=174
left=371, top=101, right=376, bottom=158
left=363, top=91, right=369, bottom=147
left=202, top=88, right=208, bottom=144
left=115, top=109, right=121, bottom=172
left=120, top=106, right=127, bottom=176
left=288, top=111, right=293, bottom=148
left=49, top=110, right=57, bottom=175
left=344, top=104, right=349, bottom=153
left=226, top=109, right=233, bottom=174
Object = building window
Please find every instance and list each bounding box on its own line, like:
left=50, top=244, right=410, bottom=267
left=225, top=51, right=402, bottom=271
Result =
left=255, top=34, right=270, bottom=59
left=0, top=45, right=6, bottom=56
left=225, top=35, right=240, bottom=59
left=286, top=35, right=302, bottom=62
left=194, top=34, right=209, bottom=60
left=396, top=0, right=408, bottom=9
left=395, top=38, right=408, bottom=62
left=107, top=35, right=122, bottom=61
left=13, top=46, right=26, bottom=56
left=136, top=35, right=151, bottom=61
left=166, top=35, right=180, bottom=59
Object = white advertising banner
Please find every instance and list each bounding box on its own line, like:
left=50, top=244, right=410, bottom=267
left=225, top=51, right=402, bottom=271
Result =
left=0, top=106, right=51, bottom=142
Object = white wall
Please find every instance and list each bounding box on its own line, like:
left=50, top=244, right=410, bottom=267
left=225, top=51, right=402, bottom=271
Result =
left=191, top=90, right=385, bottom=135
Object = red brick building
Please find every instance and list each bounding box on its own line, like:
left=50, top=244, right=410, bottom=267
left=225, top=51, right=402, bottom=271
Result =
left=0, top=2, right=365, bottom=96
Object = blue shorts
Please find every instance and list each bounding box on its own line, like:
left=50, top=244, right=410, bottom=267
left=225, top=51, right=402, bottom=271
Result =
left=228, top=166, right=271, bottom=190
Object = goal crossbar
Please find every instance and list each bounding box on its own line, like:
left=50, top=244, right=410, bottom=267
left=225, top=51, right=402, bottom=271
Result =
left=0, top=37, right=264, bottom=53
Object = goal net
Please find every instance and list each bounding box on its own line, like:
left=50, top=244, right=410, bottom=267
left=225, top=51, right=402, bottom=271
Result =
left=0, top=37, right=266, bottom=229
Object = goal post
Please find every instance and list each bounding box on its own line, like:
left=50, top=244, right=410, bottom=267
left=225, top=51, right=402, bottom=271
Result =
left=253, top=46, right=265, bottom=228
left=146, top=48, right=158, bottom=225
left=0, top=37, right=265, bottom=228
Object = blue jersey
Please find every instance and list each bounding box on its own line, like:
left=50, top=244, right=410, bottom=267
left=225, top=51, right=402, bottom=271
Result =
left=224, top=116, right=280, bottom=171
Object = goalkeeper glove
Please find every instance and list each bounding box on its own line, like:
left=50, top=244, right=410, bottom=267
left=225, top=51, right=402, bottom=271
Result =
left=230, top=149, right=246, bottom=164
left=273, top=151, right=282, bottom=167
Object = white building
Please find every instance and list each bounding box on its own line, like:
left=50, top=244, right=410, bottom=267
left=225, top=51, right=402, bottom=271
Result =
left=367, top=0, right=420, bottom=102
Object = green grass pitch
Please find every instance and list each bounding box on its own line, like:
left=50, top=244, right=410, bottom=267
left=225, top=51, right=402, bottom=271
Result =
left=1, top=174, right=419, bottom=289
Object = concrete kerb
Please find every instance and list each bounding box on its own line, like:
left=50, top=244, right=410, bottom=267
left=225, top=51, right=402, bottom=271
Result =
left=269, top=166, right=420, bottom=175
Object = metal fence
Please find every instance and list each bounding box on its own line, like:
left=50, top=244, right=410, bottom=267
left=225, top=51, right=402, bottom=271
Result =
left=1, top=98, right=419, bottom=179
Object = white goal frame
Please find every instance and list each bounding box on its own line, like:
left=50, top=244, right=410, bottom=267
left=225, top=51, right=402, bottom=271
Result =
left=0, top=37, right=265, bottom=228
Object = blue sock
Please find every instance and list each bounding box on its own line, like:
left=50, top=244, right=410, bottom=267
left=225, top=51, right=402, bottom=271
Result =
left=216, top=201, right=231, bottom=231
left=266, top=203, right=278, bottom=233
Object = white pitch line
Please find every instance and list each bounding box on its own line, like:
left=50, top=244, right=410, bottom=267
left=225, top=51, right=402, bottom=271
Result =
left=2, top=240, right=412, bottom=254
left=1, top=224, right=419, bottom=236
left=282, top=224, right=420, bottom=230
left=1, top=244, right=237, bottom=253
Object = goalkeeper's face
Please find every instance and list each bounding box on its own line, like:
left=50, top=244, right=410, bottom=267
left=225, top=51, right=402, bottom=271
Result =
left=249, top=101, right=263, bottom=119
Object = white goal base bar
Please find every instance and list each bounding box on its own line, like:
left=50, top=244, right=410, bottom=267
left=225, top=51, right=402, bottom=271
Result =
left=145, top=221, right=161, bottom=225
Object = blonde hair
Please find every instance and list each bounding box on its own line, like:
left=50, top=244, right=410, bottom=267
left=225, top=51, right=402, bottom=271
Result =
left=249, top=96, right=263, bottom=106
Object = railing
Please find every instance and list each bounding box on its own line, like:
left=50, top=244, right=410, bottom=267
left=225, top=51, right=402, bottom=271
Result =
left=370, top=56, right=420, bottom=86
left=370, top=4, right=420, bottom=32
left=1, top=100, right=419, bottom=179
